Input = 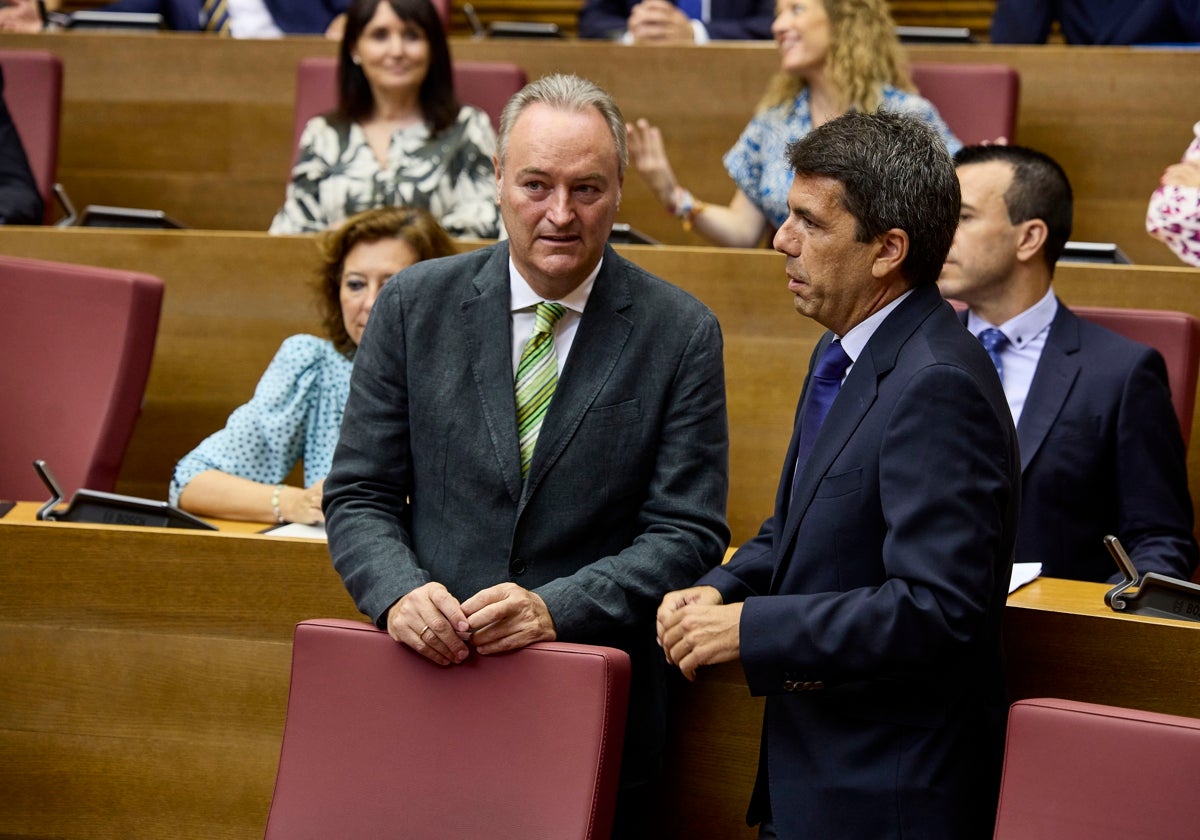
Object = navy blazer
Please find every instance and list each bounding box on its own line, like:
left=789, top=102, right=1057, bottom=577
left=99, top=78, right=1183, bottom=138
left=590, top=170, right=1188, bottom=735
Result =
left=0, top=67, right=43, bottom=226
left=701, top=284, right=1019, bottom=838
left=105, top=0, right=347, bottom=33
left=991, top=0, right=1200, bottom=44
left=325, top=242, right=730, bottom=786
left=577, top=0, right=775, bottom=40
left=988, top=303, right=1198, bottom=583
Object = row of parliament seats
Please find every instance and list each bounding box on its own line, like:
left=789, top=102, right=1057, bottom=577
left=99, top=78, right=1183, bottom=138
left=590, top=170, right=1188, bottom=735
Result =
left=268, top=622, right=1200, bottom=840
left=0, top=33, right=1192, bottom=263
left=1, top=45, right=1016, bottom=222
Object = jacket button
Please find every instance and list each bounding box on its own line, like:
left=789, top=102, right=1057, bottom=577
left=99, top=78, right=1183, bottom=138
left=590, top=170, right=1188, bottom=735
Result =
left=510, top=559, right=526, bottom=575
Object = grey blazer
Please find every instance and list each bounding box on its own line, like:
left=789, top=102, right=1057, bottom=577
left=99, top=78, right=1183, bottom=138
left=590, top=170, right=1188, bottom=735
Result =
left=325, top=241, right=730, bottom=783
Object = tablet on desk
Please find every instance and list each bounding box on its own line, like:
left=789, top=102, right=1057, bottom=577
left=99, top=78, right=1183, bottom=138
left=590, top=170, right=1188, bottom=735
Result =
left=77, top=205, right=186, bottom=230
left=33, top=460, right=216, bottom=531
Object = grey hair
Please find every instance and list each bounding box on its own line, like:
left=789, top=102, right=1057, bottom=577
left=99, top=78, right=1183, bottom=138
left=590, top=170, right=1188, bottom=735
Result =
left=497, top=74, right=628, bottom=177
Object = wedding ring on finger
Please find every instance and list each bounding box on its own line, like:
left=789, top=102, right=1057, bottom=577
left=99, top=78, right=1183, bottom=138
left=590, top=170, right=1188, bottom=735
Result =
left=418, top=624, right=431, bottom=639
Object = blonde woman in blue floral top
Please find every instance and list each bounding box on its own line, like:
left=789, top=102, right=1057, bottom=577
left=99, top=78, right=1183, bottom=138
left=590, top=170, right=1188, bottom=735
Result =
left=270, top=0, right=499, bottom=239
left=626, top=0, right=960, bottom=248
left=172, top=207, right=455, bottom=525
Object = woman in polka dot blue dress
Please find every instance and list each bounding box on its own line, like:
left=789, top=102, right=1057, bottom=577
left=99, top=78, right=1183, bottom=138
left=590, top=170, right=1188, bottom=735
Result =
left=170, top=206, right=455, bottom=524
left=625, top=0, right=960, bottom=248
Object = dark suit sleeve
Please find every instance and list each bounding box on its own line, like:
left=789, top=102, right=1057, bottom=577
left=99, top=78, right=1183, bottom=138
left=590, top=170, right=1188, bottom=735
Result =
left=0, top=71, right=43, bottom=226
left=1112, top=347, right=1199, bottom=581
left=990, top=0, right=1054, bottom=44
left=323, top=281, right=430, bottom=625
left=577, top=0, right=634, bottom=39
left=535, top=310, right=730, bottom=635
left=705, top=0, right=775, bottom=40
left=740, top=363, right=1015, bottom=694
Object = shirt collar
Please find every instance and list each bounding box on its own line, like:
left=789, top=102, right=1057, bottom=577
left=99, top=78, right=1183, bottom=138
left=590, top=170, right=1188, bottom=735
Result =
left=837, top=289, right=914, bottom=363
left=967, top=286, right=1057, bottom=348
left=508, top=257, right=599, bottom=315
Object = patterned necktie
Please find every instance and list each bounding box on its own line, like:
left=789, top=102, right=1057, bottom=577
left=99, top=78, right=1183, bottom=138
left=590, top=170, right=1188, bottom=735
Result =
left=515, top=302, right=567, bottom=479
left=978, top=328, right=1010, bottom=383
left=792, top=339, right=852, bottom=496
left=201, top=0, right=231, bottom=34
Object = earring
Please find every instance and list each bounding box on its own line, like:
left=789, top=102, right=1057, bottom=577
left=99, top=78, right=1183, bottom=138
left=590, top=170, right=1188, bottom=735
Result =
left=352, top=55, right=362, bottom=65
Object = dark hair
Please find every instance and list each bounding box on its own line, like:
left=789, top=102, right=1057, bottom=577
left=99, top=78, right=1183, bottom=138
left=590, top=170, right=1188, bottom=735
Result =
left=785, top=109, right=960, bottom=287
left=337, top=0, right=459, bottom=133
left=953, top=144, right=1074, bottom=272
left=316, top=206, right=456, bottom=358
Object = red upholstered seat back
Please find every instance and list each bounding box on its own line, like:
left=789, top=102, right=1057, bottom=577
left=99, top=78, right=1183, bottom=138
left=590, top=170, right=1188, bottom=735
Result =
left=0, top=49, right=62, bottom=224
left=1072, top=306, right=1200, bottom=447
left=0, top=255, right=162, bottom=500
left=265, top=619, right=629, bottom=840
left=911, top=62, right=1020, bottom=145
left=994, top=698, right=1200, bottom=839
left=291, top=57, right=526, bottom=165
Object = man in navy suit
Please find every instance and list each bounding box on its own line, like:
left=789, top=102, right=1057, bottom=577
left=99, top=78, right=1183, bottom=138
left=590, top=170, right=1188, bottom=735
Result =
left=657, top=111, right=1019, bottom=838
left=0, top=67, right=43, bottom=225
left=105, top=0, right=347, bottom=35
left=939, top=143, right=1198, bottom=584
left=578, top=0, right=774, bottom=42
left=0, top=0, right=345, bottom=36
left=324, top=73, right=729, bottom=834
left=991, top=0, right=1200, bottom=44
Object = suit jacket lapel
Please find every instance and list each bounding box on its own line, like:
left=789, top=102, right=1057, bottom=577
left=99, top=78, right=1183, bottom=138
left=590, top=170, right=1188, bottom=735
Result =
left=459, top=243, right=523, bottom=503
left=773, top=286, right=943, bottom=588
left=1017, top=303, right=1081, bottom=472
left=521, top=247, right=633, bottom=505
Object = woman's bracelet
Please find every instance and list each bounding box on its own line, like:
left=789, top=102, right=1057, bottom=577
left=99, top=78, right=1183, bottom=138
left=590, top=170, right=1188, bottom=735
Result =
left=271, top=484, right=285, bottom=524
left=666, top=186, right=707, bottom=232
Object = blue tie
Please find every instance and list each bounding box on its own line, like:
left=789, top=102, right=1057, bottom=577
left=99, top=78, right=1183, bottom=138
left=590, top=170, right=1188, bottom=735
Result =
left=792, top=339, right=852, bottom=492
left=978, top=328, right=1009, bottom=383
left=676, top=0, right=702, bottom=21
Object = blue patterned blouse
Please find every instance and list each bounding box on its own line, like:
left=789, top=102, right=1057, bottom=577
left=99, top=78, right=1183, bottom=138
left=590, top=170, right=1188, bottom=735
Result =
left=724, top=86, right=963, bottom=229
left=169, top=335, right=352, bottom=505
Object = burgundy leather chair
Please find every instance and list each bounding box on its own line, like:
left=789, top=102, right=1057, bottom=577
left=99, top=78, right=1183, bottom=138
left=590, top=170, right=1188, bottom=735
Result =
left=265, top=618, right=630, bottom=840
left=290, top=57, right=527, bottom=164
left=1072, top=306, right=1200, bottom=448
left=994, top=698, right=1200, bottom=839
left=0, top=255, right=163, bottom=500
left=911, top=62, right=1020, bottom=145
left=0, top=49, right=63, bottom=224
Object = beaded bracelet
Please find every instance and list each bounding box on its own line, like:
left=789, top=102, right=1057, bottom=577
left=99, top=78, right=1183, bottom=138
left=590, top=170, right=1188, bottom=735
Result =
left=271, top=484, right=285, bottom=524
left=667, top=186, right=707, bottom=232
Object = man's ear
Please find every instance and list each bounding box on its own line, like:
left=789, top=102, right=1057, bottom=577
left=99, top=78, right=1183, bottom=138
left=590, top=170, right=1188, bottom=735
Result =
left=493, top=155, right=502, bottom=193
left=1015, top=218, right=1049, bottom=264
left=871, top=228, right=909, bottom=279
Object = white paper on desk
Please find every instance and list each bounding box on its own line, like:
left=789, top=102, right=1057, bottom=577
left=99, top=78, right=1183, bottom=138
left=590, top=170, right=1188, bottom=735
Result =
left=1009, top=562, right=1041, bottom=594
left=263, top=522, right=327, bottom=541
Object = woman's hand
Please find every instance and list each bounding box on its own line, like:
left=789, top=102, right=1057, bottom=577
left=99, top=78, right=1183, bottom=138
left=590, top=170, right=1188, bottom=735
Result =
left=280, top=479, right=325, bottom=525
left=0, top=0, right=44, bottom=33
left=626, top=118, right=682, bottom=208
left=1162, top=160, right=1200, bottom=189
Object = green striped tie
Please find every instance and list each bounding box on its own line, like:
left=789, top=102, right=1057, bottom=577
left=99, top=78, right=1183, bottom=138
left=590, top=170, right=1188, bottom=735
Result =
left=515, top=302, right=566, bottom=479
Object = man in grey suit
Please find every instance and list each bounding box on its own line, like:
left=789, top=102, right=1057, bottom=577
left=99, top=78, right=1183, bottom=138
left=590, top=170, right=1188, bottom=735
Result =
left=324, top=73, right=730, bottom=831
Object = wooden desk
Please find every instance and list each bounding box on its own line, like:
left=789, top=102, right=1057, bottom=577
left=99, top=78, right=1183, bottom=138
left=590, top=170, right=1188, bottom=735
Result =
left=0, top=32, right=1193, bottom=264
left=0, top=506, right=359, bottom=840
left=4, top=509, right=1197, bottom=840
left=1, top=228, right=1199, bottom=545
